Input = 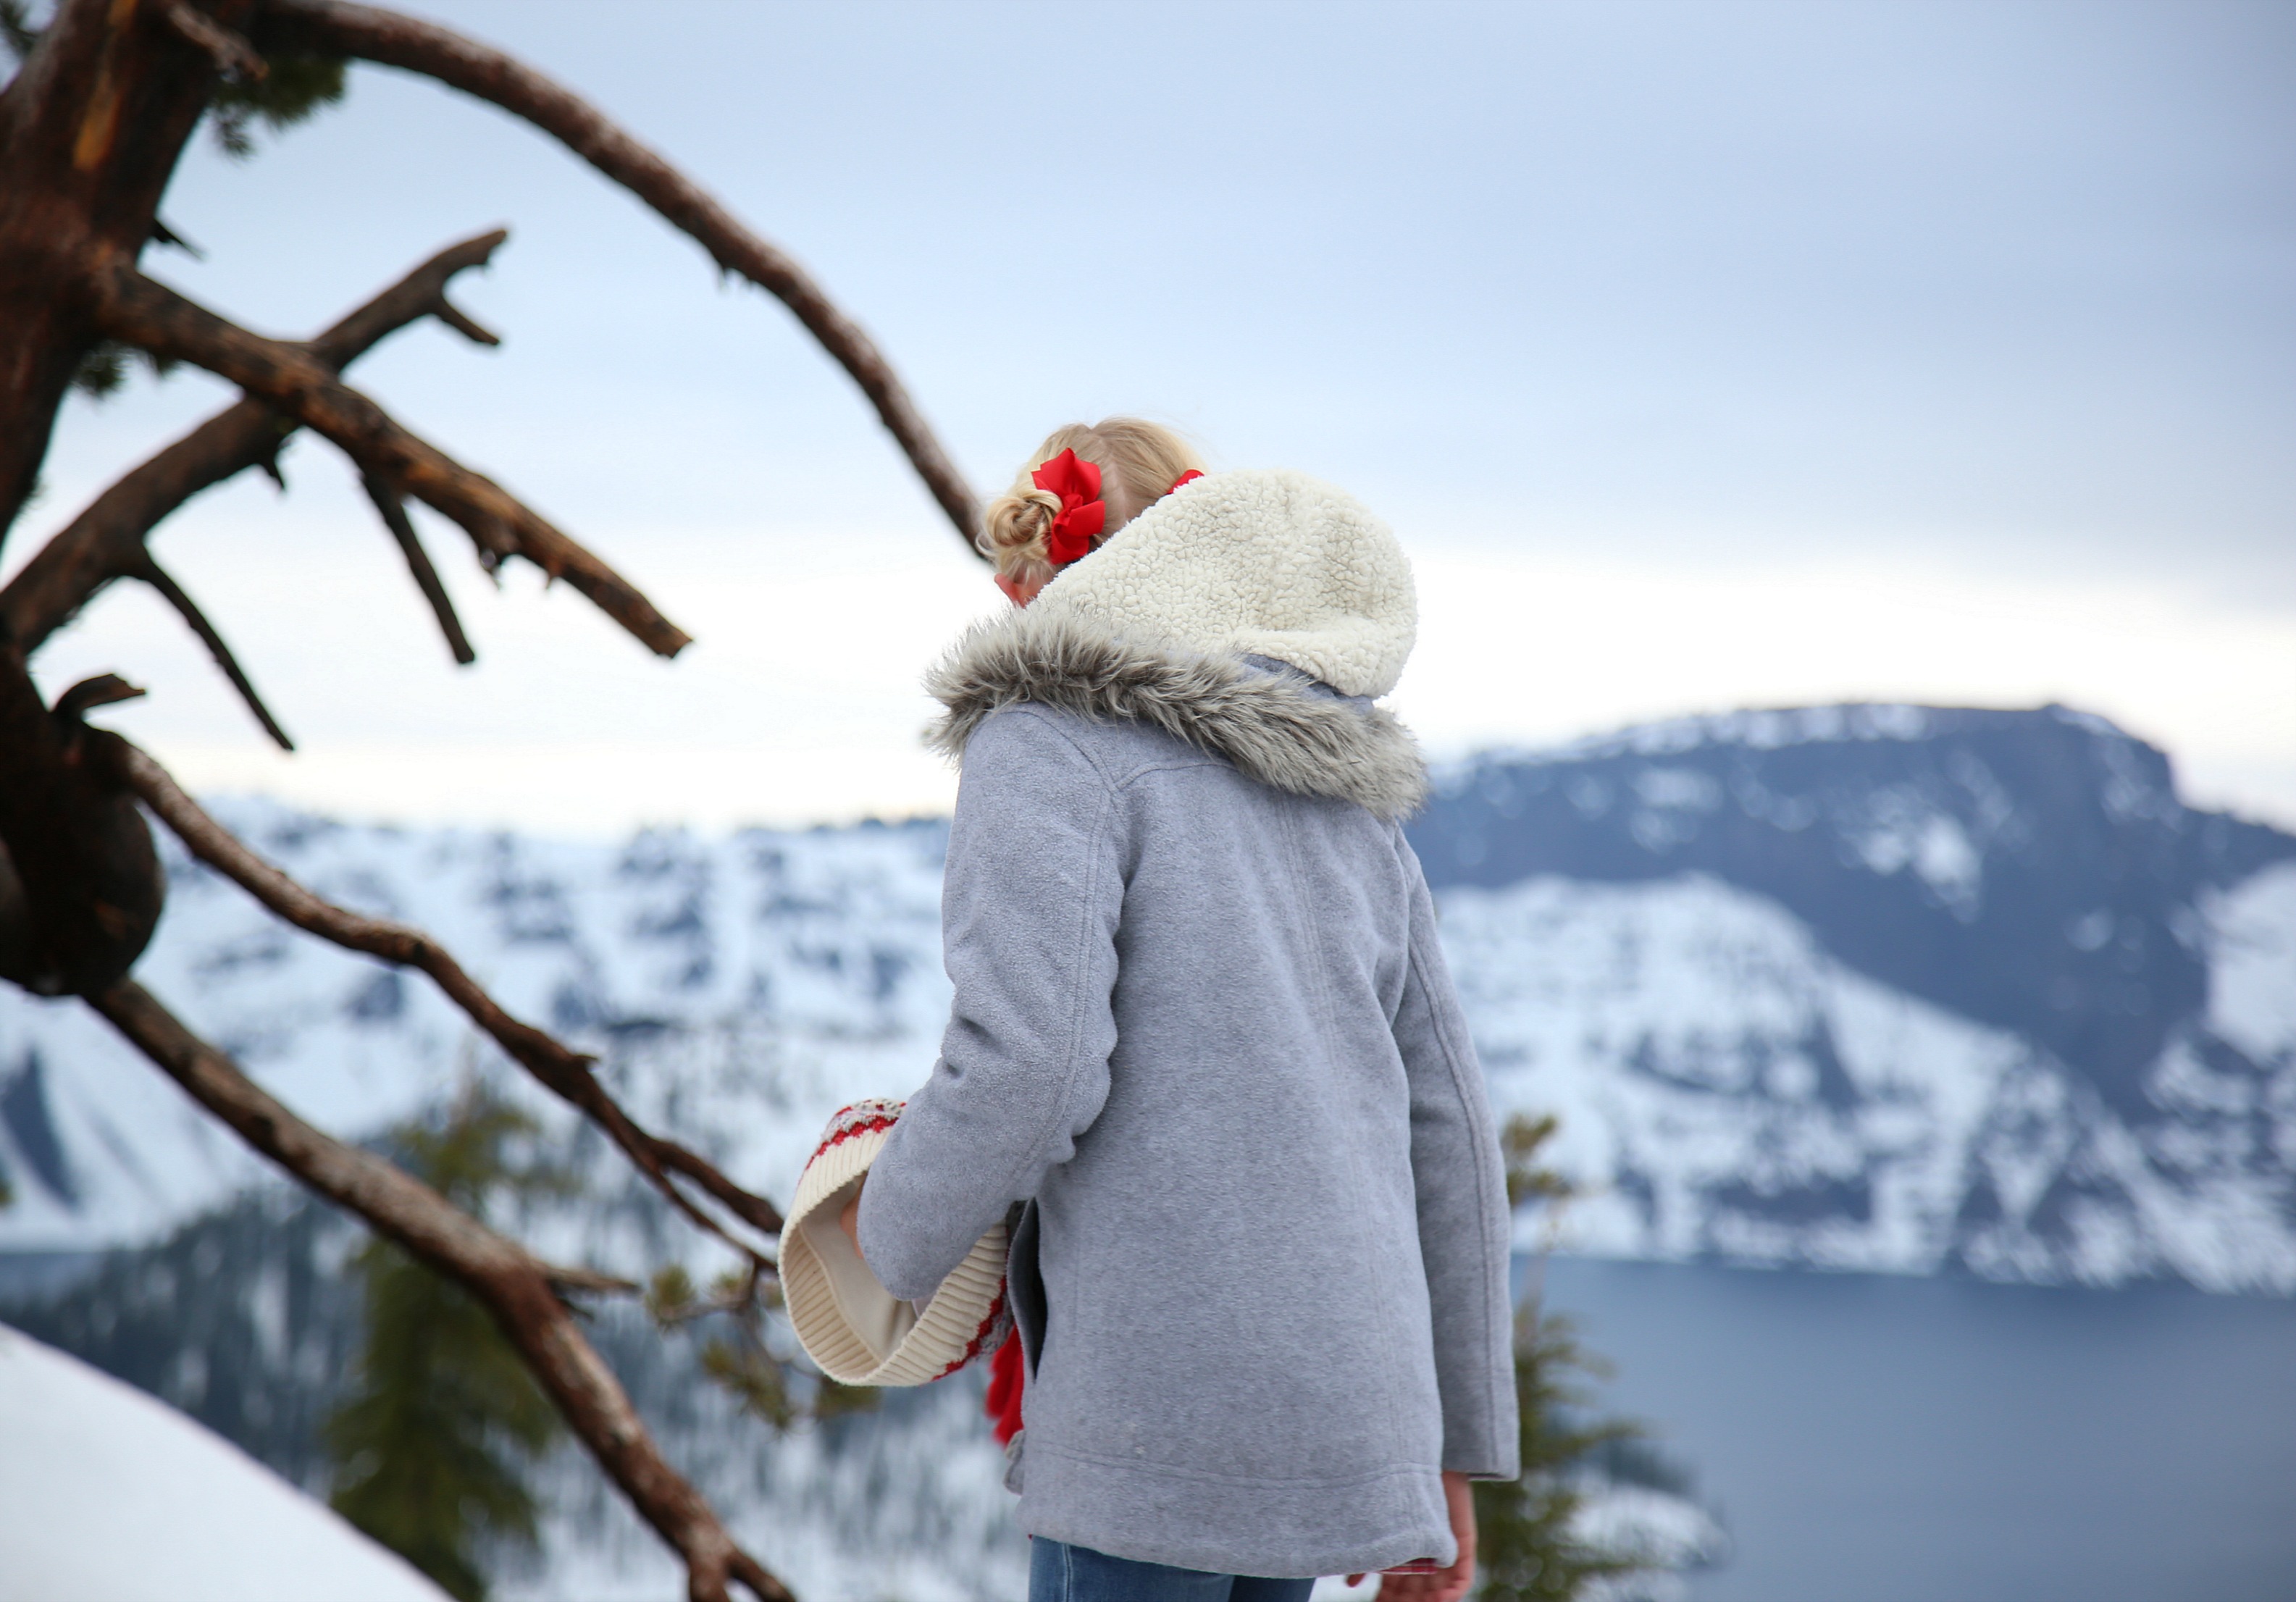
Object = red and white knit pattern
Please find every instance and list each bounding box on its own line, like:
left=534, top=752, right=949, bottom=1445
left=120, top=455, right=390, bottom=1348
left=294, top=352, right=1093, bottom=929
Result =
left=781, top=1099, right=1012, bottom=1388
left=808, top=1097, right=903, bottom=1165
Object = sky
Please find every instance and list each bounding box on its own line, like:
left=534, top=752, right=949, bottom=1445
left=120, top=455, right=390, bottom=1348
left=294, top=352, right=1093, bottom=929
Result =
left=12, top=0, right=2294, bottom=836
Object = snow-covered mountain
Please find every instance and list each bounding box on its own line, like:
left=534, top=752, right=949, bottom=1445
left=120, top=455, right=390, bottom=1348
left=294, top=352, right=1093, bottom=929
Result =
left=3, top=702, right=2291, bottom=1291
left=1414, top=703, right=2296, bottom=1292
left=0, top=799, right=1724, bottom=1601
left=8, top=700, right=2279, bottom=1600
left=0, top=811, right=958, bottom=1255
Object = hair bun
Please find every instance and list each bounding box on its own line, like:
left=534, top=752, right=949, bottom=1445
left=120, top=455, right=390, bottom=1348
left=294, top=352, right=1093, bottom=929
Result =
left=981, top=419, right=1204, bottom=582
left=980, top=485, right=1063, bottom=566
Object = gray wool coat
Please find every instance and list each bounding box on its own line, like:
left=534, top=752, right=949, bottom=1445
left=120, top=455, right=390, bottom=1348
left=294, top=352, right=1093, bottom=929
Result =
left=856, top=608, right=1520, bottom=1580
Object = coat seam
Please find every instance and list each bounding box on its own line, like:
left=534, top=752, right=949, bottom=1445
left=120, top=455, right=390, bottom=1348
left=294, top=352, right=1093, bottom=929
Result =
left=974, top=710, right=1123, bottom=1217
left=997, top=703, right=1128, bottom=795
left=1278, top=805, right=1414, bottom=1458
left=1407, top=931, right=1510, bottom=1472
left=1027, top=1437, right=1446, bottom=1493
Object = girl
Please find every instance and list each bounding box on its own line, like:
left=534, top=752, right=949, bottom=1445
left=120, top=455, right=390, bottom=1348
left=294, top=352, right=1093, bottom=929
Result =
left=850, top=419, right=1517, bottom=1602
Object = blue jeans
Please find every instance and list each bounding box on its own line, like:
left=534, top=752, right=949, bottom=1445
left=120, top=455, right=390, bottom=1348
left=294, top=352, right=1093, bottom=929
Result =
left=1028, top=1538, right=1317, bottom=1602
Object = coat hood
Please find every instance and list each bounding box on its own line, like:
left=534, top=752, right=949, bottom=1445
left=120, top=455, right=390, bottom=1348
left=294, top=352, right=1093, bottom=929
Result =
left=926, top=469, right=1429, bottom=820
left=1026, top=466, right=1417, bottom=699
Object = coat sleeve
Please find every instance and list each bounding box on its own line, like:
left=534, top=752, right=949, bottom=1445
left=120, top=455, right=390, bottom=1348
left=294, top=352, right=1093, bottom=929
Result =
left=1393, top=836, right=1522, bottom=1480
left=855, top=708, right=1125, bottom=1302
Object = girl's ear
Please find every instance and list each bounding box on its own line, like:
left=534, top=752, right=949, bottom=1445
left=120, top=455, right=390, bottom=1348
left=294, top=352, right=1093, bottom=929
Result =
left=994, top=571, right=1047, bottom=609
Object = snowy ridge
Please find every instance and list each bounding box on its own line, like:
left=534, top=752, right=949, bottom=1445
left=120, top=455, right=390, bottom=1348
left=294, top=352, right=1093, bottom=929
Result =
left=4, top=713, right=2294, bottom=1290
left=0, top=805, right=956, bottom=1254
left=1450, top=869, right=2296, bottom=1291
left=0, top=1325, right=451, bottom=1602
left=1454, top=700, right=1943, bottom=771
left=6, top=705, right=2286, bottom=1600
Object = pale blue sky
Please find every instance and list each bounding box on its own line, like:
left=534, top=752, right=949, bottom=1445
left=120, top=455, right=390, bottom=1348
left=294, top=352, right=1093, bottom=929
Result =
left=15, top=1, right=2294, bottom=831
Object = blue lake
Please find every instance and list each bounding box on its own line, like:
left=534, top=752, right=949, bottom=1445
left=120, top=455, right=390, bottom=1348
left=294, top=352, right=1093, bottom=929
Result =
left=1538, top=1258, right=2296, bottom=1602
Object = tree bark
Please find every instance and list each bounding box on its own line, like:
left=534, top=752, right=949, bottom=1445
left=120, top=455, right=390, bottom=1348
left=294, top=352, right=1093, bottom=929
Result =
left=0, top=0, right=248, bottom=541
left=0, top=227, right=506, bottom=653
left=0, top=0, right=252, bottom=994
left=0, top=654, right=163, bottom=994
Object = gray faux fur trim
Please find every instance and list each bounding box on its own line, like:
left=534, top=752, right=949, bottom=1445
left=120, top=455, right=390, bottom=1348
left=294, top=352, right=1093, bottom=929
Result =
left=924, top=610, right=1428, bottom=821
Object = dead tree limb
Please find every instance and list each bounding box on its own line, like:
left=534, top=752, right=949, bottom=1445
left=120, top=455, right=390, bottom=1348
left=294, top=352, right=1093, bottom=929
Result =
left=259, top=0, right=984, bottom=551
left=547, top=1264, right=642, bottom=1297
left=361, top=472, right=475, bottom=663
left=135, top=556, right=294, bottom=750
left=303, top=230, right=505, bottom=368
left=90, top=257, right=692, bottom=658
left=116, top=739, right=786, bottom=1249
left=0, top=229, right=507, bottom=653
left=88, top=976, right=792, bottom=1602
left=162, top=1, right=267, bottom=83
left=0, top=0, right=244, bottom=537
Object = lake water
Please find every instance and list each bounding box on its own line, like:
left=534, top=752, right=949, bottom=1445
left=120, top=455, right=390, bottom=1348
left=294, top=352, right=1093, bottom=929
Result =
left=1538, top=1258, right=2296, bottom=1602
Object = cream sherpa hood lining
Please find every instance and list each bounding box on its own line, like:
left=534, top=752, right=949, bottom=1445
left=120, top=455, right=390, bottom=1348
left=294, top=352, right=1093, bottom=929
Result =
left=925, top=609, right=1428, bottom=822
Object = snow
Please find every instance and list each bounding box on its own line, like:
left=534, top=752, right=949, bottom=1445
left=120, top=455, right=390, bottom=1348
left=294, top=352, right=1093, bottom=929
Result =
left=1449, top=703, right=1940, bottom=779
left=1842, top=789, right=1985, bottom=918
left=1441, top=871, right=2296, bottom=1291
left=0, top=805, right=955, bottom=1254
left=1575, top=1483, right=1731, bottom=1602
left=11, top=797, right=2286, bottom=1597
left=0, top=1324, right=449, bottom=1602
left=4, top=800, right=2292, bottom=1295
left=2206, top=860, right=2296, bottom=1068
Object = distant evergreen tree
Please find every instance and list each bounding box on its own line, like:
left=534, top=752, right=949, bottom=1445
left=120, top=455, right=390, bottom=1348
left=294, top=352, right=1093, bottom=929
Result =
left=325, top=1086, right=566, bottom=1602
left=645, top=1262, right=881, bottom=1428
left=1472, top=1115, right=1661, bottom=1601
left=205, top=41, right=346, bottom=159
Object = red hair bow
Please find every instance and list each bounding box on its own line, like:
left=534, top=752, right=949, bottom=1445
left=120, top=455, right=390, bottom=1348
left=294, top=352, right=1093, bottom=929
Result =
left=1031, top=449, right=1105, bottom=566
left=1170, top=469, right=1202, bottom=492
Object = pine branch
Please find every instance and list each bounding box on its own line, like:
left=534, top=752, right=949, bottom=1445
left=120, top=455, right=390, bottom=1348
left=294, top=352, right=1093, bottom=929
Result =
left=88, top=256, right=691, bottom=658
left=546, top=1264, right=640, bottom=1297
left=259, top=0, right=984, bottom=552
left=87, top=976, right=792, bottom=1602
left=162, top=1, right=265, bottom=83
left=114, top=737, right=787, bottom=1250
left=0, top=229, right=506, bottom=653
left=136, top=555, right=294, bottom=749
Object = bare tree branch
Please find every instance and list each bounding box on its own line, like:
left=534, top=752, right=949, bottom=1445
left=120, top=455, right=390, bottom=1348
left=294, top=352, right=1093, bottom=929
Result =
left=361, top=471, right=475, bottom=664
left=136, top=555, right=294, bottom=750
left=546, top=1263, right=641, bottom=1297
left=90, top=257, right=692, bottom=658
left=0, top=229, right=506, bottom=653
left=422, top=295, right=498, bottom=350
left=162, top=1, right=266, bottom=82
left=88, top=976, right=792, bottom=1602
left=260, top=0, right=984, bottom=553
left=304, top=230, right=504, bottom=368
left=114, top=738, right=787, bottom=1249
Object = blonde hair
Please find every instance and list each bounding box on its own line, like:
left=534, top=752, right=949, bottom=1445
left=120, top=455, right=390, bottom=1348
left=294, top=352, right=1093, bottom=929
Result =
left=979, top=417, right=1205, bottom=583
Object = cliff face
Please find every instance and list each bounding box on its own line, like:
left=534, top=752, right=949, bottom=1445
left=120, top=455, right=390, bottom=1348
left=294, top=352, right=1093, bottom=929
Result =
left=1412, top=705, right=2296, bottom=1291
left=1412, top=705, right=2294, bottom=1109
